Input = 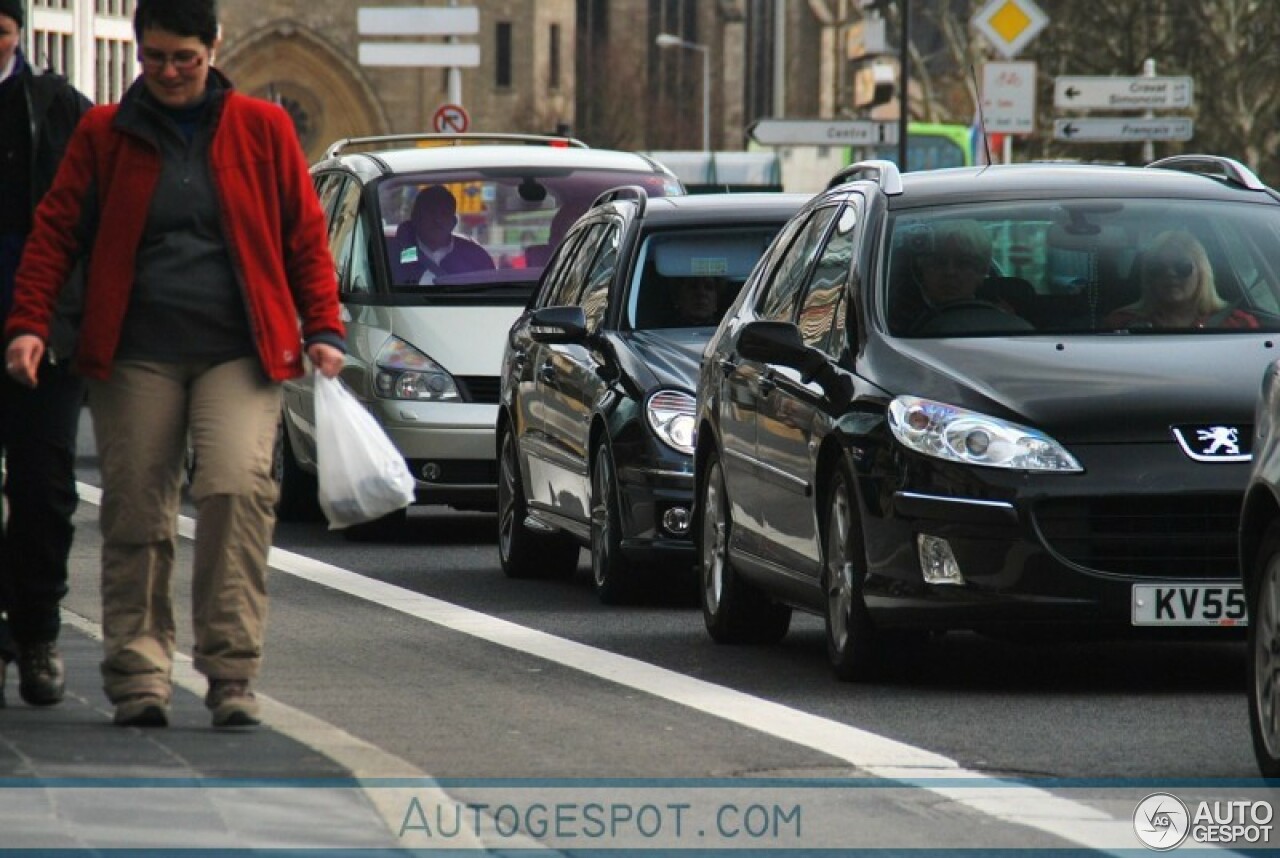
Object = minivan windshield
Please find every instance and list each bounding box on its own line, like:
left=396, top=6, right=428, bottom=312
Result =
left=883, top=199, right=1280, bottom=336
left=378, top=169, right=680, bottom=290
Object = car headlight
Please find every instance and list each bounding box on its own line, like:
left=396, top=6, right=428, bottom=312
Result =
left=887, top=395, right=1082, bottom=472
left=646, top=389, right=697, bottom=455
left=372, top=337, right=460, bottom=402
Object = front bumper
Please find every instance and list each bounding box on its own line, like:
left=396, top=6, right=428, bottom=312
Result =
left=859, top=441, right=1249, bottom=631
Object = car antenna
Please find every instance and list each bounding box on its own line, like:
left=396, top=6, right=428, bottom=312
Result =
left=970, top=64, right=995, bottom=168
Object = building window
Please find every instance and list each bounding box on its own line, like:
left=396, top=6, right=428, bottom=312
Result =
left=549, top=23, right=560, bottom=90
left=495, top=21, right=511, bottom=88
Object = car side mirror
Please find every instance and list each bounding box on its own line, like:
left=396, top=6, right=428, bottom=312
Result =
left=738, top=321, right=824, bottom=378
left=738, top=320, right=852, bottom=409
left=530, top=305, right=589, bottom=344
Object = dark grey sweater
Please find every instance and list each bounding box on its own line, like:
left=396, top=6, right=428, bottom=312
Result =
left=114, top=83, right=255, bottom=363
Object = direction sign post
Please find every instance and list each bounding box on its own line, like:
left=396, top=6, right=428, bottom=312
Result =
left=358, top=6, right=480, bottom=110
left=1053, top=75, right=1193, bottom=111
left=1053, top=117, right=1193, bottom=143
left=748, top=119, right=899, bottom=147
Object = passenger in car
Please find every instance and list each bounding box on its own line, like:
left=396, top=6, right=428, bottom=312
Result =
left=1103, top=230, right=1258, bottom=329
left=393, top=185, right=495, bottom=285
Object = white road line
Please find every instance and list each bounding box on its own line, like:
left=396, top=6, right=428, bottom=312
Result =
left=76, top=483, right=1135, bottom=853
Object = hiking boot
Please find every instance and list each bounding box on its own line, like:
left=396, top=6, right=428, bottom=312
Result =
left=205, top=679, right=261, bottom=728
left=113, top=694, right=170, bottom=727
left=17, top=642, right=65, bottom=706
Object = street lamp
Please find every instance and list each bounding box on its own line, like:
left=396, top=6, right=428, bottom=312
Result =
left=655, top=32, right=710, bottom=151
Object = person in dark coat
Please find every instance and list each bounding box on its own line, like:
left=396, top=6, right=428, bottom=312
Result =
left=0, top=0, right=91, bottom=709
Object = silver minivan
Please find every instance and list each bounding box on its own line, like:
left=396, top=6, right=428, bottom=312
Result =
left=279, top=133, right=683, bottom=537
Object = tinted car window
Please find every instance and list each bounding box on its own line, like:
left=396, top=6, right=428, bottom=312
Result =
left=548, top=222, right=610, bottom=307
left=797, top=205, right=857, bottom=353
left=756, top=206, right=840, bottom=322
left=579, top=224, right=620, bottom=330
left=627, top=226, right=784, bottom=329
left=884, top=199, right=1280, bottom=336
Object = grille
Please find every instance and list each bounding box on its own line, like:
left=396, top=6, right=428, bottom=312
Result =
left=459, top=376, right=500, bottom=404
left=1033, top=494, right=1239, bottom=579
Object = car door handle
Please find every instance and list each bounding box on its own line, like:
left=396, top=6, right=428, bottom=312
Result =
left=719, top=358, right=738, bottom=376
left=758, top=371, right=776, bottom=395
left=538, top=361, right=556, bottom=383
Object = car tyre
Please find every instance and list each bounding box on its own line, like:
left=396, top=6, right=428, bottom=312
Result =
left=1249, top=520, right=1280, bottom=777
left=591, top=440, right=638, bottom=604
left=823, top=460, right=882, bottom=681
left=497, top=427, right=579, bottom=579
left=697, top=450, right=790, bottom=644
left=275, top=422, right=324, bottom=523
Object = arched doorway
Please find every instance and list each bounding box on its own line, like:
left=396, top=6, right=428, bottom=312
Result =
left=218, top=22, right=388, bottom=162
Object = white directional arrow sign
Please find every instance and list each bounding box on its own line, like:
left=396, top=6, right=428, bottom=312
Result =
left=748, top=119, right=899, bottom=146
left=1054, top=76, right=1193, bottom=110
left=1053, top=117, right=1193, bottom=142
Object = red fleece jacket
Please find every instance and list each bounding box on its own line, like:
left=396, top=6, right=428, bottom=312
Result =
left=5, top=87, right=343, bottom=381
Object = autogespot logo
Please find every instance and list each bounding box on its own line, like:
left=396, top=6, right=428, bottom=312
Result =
left=1134, top=793, right=1190, bottom=850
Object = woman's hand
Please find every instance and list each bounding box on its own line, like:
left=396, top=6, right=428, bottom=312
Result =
left=307, top=342, right=345, bottom=379
left=5, top=335, right=45, bottom=388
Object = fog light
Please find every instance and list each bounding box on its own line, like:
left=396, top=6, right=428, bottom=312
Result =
left=662, top=506, right=691, bottom=536
left=420, top=462, right=442, bottom=481
left=917, top=534, right=965, bottom=585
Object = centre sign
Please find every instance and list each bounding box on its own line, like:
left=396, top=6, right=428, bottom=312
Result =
left=748, top=119, right=899, bottom=147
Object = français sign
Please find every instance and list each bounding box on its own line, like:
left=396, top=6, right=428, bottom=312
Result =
left=1053, top=117, right=1193, bottom=143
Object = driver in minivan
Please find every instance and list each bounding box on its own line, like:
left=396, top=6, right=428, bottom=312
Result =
left=394, top=185, right=494, bottom=285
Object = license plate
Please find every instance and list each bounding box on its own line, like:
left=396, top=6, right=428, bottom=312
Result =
left=1131, top=584, right=1248, bottom=626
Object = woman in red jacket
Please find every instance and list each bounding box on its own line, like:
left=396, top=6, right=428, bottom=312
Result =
left=3, top=0, right=345, bottom=729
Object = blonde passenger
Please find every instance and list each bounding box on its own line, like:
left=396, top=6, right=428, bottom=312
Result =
left=1105, top=230, right=1258, bottom=329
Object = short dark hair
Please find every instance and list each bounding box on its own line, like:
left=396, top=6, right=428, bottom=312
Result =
left=134, top=0, right=219, bottom=47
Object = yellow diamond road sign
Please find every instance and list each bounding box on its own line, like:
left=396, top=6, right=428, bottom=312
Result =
left=973, top=0, right=1048, bottom=59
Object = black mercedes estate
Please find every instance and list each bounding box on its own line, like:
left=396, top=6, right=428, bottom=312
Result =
left=694, top=155, right=1280, bottom=679
left=498, top=190, right=806, bottom=603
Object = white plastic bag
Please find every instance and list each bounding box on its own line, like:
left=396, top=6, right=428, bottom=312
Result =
left=314, top=369, right=416, bottom=529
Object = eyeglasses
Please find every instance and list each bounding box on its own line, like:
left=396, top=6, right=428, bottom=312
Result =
left=138, top=49, right=205, bottom=72
left=1146, top=258, right=1195, bottom=279
left=921, top=252, right=986, bottom=274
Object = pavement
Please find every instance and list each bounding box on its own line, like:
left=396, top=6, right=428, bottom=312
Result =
left=0, top=428, right=450, bottom=852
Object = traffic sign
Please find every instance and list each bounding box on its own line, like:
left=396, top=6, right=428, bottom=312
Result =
left=357, top=6, right=480, bottom=69
left=748, top=119, right=899, bottom=147
left=357, top=7, right=479, bottom=36
left=433, top=103, right=470, bottom=134
left=358, top=43, right=481, bottom=68
left=1053, top=117, right=1193, bottom=143
left=1054, top=75, right=1193, bottom=110
left=972, top=0, right=1049, bottom=59
left=981, top=61, right=1036, bottom=135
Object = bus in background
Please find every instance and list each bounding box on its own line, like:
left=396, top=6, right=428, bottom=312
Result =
left=865, top=121, right=977, bottom=171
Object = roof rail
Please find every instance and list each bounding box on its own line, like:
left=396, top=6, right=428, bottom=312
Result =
left=590, top=185, right=649, bottom=217
left=323, top=132, right=589, bottom=160
left=826, top=158, right=904, bottom=195
left=1146, top=154, right=1267, bottom=191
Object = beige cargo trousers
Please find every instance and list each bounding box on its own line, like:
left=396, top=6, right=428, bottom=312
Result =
left=86, top=357, right=283, bottom=704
